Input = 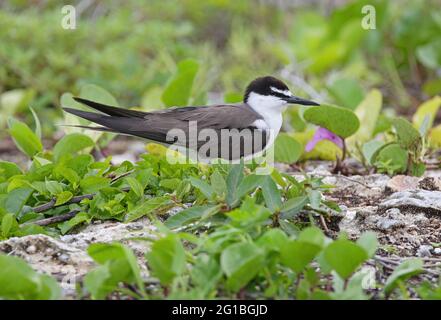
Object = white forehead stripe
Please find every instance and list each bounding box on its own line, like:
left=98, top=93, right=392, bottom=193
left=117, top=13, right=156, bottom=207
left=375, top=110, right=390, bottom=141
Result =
left=270, top=86, right=292, bottom=96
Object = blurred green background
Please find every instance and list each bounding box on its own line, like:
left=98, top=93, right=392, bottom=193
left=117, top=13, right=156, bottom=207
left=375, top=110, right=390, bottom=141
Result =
left=0, top=0, right=440, bottom=139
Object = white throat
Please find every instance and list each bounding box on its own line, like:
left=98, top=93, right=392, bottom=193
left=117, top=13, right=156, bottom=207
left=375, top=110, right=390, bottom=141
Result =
left=246, top=92, right=286, bottom=134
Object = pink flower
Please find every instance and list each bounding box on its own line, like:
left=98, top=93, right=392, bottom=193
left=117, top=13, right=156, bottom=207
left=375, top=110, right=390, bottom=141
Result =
left=305, top=127, right=344, bottom=152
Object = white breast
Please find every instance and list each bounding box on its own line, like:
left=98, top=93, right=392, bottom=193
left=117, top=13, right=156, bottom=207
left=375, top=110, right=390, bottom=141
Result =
left=239, top=92, right=286, bottom=162
left=247, top=91, right=285, bottom=145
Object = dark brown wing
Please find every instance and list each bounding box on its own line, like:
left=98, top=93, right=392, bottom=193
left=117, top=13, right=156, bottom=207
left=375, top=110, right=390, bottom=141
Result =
left=64, top=98, right=263, bottom=144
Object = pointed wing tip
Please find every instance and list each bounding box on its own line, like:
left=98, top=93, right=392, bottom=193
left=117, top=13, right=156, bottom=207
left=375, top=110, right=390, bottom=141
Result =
left=72, top=96, right=88, bottom=104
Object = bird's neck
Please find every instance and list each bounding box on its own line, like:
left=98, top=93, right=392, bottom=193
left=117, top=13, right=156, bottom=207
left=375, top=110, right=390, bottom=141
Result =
left=246, top=92, right=285, bottom=134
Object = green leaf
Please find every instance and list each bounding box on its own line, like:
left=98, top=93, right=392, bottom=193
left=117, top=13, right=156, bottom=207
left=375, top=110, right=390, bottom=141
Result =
left=281, top=240, right=321, bottom=273
left=220, top=242, right=264, bottom=292
left=280, top=196, right=308, bottom=218
left=189, top=177, right=214, bottom=200
left=347, top=89, right=383, bottom=145
left=392, top=118, right=422, bottom=150
left=58, top=212, right=90, bottom=234
left=324, top=239, right=368, bottom=279
left=416, top=39, right=441, bottom=69
left=328, top=78, right=364, bottom=110
left=7, top=118, right=43, bottom=158
left=0, top=161, right=22, bottom=181
left=55, top=191, right=73, bottom=206
left=80, top=84, right=118, bottom=106
left=384, top=258, right=423, bottom=295
left=297, top=226, right=325, bottom=248
left=45, top=180, right=63, bottom=196
left=210, top=170, right=227, bottom=198
left=0, top=254, right=60, bottom=299
left=356, top=231, right=378, bottom=258
left=261, top=176, right=282, bottom=212
left=190, top=255, right=222, bottom=296
left=145, top=234, right=186, bottom=285
left=5, top=187, right=33, bottom=214
left=86, top=243, right=144, bottom=298
left=226, top=162, right=244, bottom=207
left=83, top=265, right=111, bottom=300
left=274, top=133, right=302, bottom=164
left=53, top=133, right=94, bottom=162
left=80, top=176, right=110, bottom=194
left=159, top=178, right=181, bottom=191
left=331, top=269, right=370, bottom=300
left=162, top=59, right=199, bottom=107
left=362, top=140, right=384, bottom=165
left=0, top=89, right=35, bottom=128
left=235, top=174, right=265, bottom=201
left=303, top=104, right=360, bottom=138
left=125, top=177, right=144, bottom=198
left=373, top=143, right=408, bottom=174
left=256, top=228, right=288, bottom=252
left=412, top=96, right=441, bottom=131
left=308, top=189, right=321, bottom=210
left=165, top=205, right=220, bottom=229
left=1, top=213, right=14, bottom=238
left=280, top=227, right=324, bottom=273
left=226, top=198, right=272, bottom=226
left=124, top=196, right=172, bottom=222
left=29, top=107, right=42, bottom=140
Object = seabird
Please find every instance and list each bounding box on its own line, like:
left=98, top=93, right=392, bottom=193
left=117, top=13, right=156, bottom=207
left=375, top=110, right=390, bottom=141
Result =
left=63, top=76, right=319, bottom=162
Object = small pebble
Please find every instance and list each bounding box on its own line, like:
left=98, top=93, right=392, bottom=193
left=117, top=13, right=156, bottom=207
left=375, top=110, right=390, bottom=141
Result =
left=26, top=245, right=37, bottom=254
left=417, top=245, right=433, bottom=257
left=434, top=248, right=441, bottom=255
left=58, top=253, right=70, bottom=263
left=376, top=218, right=403, bottom=230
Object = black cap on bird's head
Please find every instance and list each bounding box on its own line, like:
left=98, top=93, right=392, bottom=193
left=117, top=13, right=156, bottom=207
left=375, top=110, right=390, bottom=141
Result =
left=244, top=76, right=319, bottom=106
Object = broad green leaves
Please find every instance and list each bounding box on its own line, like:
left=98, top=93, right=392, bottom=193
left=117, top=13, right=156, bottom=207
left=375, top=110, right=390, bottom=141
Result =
left=392, top=118, right=422, bottom=151
left=373, top=143, right=408, bottom=175
left=55, top=191, right=73, bottom=206
left=0, top=254, right=60, bottom=300
left=146, top=234, right=186, bottom=286
left=280, top=196, right=308, bottom=218
left=226, top=162, right=244, bottom=207
left=85, top=243, right=145, bottom=299
left=53, top=133, right=94, bottom=162
left=8, top=117, right=43, bottom=158
left=274, top=133, right=302, bottom=164
left=124, top=196, right=173, bottom=222
left=356, top=232, right=378, bottom=258
left=347, top=90, right=383, bottom=146
left=384, top=258, right=423, bottom=295
left=80, top=176, right=110, bottom=194
left=261, top=175, right=282, bottom=212
left=303, top=104, right=360, bottom=138
left=391, top=118, right=426, bottom=176
left=221, top=242, right=265, bottom=291
left=162, top=59, right=199, bottom=107
left=412, top=96, right=441, bottom=133
left=5, top=187, right=33, bottom=214
left=165, top=205, right=220, bottom=229
left=328, top=78, right=364, bottom=110
left=324, top=239, right=368, bottom=279
left=280, top=227, right=325, bottom=273
left=0, top=161, right=22, bottom=182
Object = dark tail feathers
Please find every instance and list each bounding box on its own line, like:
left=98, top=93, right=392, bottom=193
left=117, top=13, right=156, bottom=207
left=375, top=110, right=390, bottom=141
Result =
left=72, top=97, right=147, bottom=118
